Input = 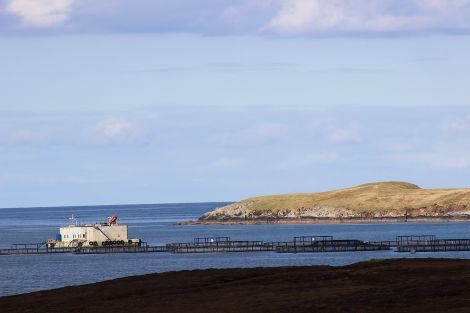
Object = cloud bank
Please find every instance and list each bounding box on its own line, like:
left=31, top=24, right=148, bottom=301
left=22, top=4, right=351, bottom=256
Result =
left=6, top=0, right=73, bottom=27
left=3, top=0, right=470, bottom=35
left=264, top=0, right=470, bottom=34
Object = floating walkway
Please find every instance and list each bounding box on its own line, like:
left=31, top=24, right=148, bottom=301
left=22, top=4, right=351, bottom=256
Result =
left=2, top=235, right=470, bottom=255
left=75, top=245, right=168, bottom=254
left=396, top=235, right=470, bottom=252
left=0, top=243, right=75, bottom=255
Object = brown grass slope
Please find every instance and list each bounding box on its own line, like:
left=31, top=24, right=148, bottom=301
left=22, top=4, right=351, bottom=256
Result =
left=2, top=259, right=470, bottom=313
left=200, top=182, right=470, bottom=221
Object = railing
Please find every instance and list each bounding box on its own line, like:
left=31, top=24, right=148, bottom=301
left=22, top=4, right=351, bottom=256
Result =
left=293, top=236, right=334, bottom=244
left=193, top=237, right=231, bottom=245
left=0, top=247, right=75, bottom=255
left=75, top=245, right=168, bottom=254
left=4, top=234, right=470, bottom=255
left=397, top=238, right=470, bottom=252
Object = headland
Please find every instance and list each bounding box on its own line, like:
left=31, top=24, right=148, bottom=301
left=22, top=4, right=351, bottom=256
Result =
left=190, top=181, right=470, bottom=224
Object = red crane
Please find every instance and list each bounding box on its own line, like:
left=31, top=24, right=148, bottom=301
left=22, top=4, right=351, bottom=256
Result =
left=108, top=215, right=118, bottom=224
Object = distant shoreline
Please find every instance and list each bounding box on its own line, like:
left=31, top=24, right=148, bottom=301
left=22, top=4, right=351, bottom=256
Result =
left=180, top=216, right=470, bottom=225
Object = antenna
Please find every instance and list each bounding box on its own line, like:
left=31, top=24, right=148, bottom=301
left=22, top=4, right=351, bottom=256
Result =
left=68, top=214, right=79, bottom=226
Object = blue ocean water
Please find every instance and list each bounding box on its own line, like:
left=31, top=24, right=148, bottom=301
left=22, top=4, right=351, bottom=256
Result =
left=1, top=202, right=470, bottom=296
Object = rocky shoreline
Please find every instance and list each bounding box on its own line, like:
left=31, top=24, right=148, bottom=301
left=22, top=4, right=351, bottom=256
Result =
left=180, top=215, right=470, bottom=225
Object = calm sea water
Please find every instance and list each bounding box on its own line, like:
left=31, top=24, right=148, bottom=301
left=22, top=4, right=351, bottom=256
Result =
left=1, top=202, right=470, bottom=296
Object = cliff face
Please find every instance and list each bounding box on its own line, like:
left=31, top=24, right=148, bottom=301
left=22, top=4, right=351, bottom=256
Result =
left=199, top=182, right=470, bottom=222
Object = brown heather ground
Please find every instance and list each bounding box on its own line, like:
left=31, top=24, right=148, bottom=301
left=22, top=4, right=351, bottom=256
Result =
left=2, top=258, right=470, bottom=313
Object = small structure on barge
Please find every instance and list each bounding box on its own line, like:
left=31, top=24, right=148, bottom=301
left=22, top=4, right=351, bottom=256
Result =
left=47, top=215, right=141, bottom=248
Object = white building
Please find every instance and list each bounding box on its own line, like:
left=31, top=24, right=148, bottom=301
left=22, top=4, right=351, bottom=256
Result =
left=49, top=215, right=140, bottom=248
left=59, top=223, right=128, bottom=245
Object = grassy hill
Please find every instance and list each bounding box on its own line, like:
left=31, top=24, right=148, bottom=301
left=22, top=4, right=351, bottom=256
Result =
left=199, top=182, right=470, bottom=223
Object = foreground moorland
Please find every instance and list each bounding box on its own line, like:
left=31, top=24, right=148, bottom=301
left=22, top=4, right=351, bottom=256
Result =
left=196, top=181, right=470, bottom=224
left=1, top=259, right=470, bottom=313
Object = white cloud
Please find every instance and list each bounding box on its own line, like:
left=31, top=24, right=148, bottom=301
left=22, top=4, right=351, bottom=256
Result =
left=441, top=116, right=470, bottom=133
left=6, top=0, right=74, bottom=27
left=309, top=121, right=363, bottom=144
left=1, top=173, right=101, bottom=185
left=417, top=0, right=470, bottom=11
left=263, top=0, right=470, bottom=34
left=1, top=129, right=52, bottom=145
left=327, top=128, right=362, bottom=143
left=276, top=152, right=338, bottom=169
left=209, top=157, right=248, bottom=169
left=212, top=123, right=289, bottom=146
left=392, top=150, right=470, bottom=169
left=4, top=0, right=470, bottom=35
left=95, top=119, right=137, bottom=140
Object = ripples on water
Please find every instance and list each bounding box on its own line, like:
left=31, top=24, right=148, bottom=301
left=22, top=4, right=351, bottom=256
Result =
left=1, top=202, right=470, bottom=296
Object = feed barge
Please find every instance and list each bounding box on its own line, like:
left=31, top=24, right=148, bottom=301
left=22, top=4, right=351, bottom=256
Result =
left=47, top=215, right=141, bottom=249
left=0, top=215, right=146, bottom=255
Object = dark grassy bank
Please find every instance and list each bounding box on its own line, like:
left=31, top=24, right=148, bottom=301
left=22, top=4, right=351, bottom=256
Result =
left=1, top=259, right=470, bottom=313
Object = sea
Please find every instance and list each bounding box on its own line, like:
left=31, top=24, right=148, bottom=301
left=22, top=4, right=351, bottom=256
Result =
left=1, top=202, right=470, bottom=296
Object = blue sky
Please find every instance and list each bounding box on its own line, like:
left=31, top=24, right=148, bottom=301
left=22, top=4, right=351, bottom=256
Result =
left=1, top=1, right=470, bottom=207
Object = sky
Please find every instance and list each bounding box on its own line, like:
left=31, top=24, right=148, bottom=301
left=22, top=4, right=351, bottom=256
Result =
left=1, top=0, right=470, bottom=208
